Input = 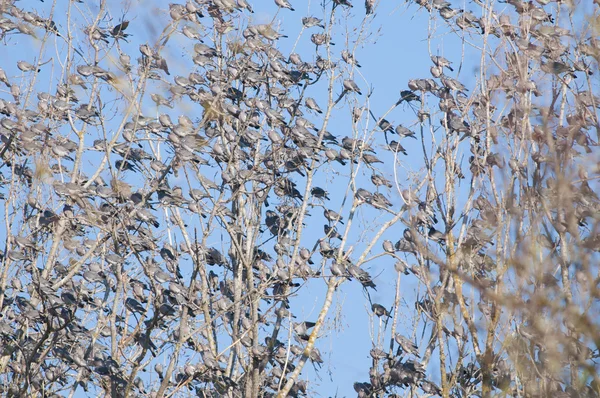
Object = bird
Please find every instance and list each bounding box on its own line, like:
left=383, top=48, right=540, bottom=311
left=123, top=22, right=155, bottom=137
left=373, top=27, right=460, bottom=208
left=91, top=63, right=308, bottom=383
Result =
left=51, top=145, right=74, bottom=161
left=330, top=261, right=346, bottom=276
left=311, top=33, right=334, bottom=46
left=362, top=153, right=383, bottom=164
left=341, top=50, right=361, bottom=67
left=115, top=159, right=139, bottom=172
left=395, top=125, right=417, bottom=139
left=305, top=97, right=323, bottom=113
left=371, top=192, right=392, bottom=208
left=430, top=65, right=443, bottom=78
left=428, top=227, right=445, bottom=243
left=293, top=321, right=316, bottom=340
left=431, top=55, right=453, bottom=71
left=352, top=107, right=364, bottom=123
left=324, top=209, right=344, bottom=224
left=370, top=348, right=389, bottom=360
left=395, top=334, right=420, bottom=357
left=255, top=24, right=288, bottom=40
left=371, top=174, right=393, bottom=188
left=383, top=240, right=395, bottom=253
left=347, top=264, right=376, bottom=289
left=388, top=141, right=407, bottom=155
left=0, top=67, right=10, bottom=86
left=440, top=76, right=467, bottom=92
left=334, top=0, right=353, bottom=7
left=275, top=0, right=295, bottom=11
left=355, top=188, right=373, bottom=203
left=311, top=187, right=330, bottom=200
left=139, top=43, right=153, bottom=58
left=372, top=303, right=390, bottom=317
left=398, top=90, right=420, bottom=103
left=17, top=61, right=39, bottom=72
left=372, top=113, right=394, bottom=133
left=343, top=79, right=362, bottom=95
left=439, top=7, right=463, bottom=20
left=125, top=297, right=146, bottom=314
left=324, top=224, right=342, bottom=240
left=541, top=60, right=573, bottom=75
left=308, top=347, right=324, bottom=368
left=302, top=16, right=325, bottom=28
left=182, top=25, right=203, bottom=41
left=111, top=20, right=130, bottom=40
left=395, top=260, right=410, bottom=275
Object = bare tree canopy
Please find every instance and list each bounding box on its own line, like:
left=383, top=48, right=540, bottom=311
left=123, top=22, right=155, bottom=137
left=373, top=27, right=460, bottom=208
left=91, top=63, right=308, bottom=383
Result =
left=0, top=0, right=599, bottom=397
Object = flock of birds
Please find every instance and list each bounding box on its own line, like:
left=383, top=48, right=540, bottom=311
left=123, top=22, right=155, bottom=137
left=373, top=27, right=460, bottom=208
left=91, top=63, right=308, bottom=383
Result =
left=0, top=0, right=598, bottom=396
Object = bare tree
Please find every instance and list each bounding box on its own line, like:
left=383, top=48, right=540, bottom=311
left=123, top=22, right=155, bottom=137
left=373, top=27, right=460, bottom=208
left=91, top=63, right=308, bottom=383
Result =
left=0, top=0, right=598, bottom=397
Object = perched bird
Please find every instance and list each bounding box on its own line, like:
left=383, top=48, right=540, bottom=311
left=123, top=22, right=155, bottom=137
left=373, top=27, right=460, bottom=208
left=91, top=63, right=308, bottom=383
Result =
left=370, top=348, right=389, bottom=360
left=541, top=60, right=573, bottom=75
left=111, top=20, right=130, bottom=40
left=395, top=260, right=411, bottom=275
left=343, top=79, right=362, bottom=95
left=0, top=67, right=10, bottom=86
left=371, top=112, right=394, bottom=133
left=388, top=141, right=407, bottom=155
left=395, top=125, right=417, bottom=139
left=311, top=33, right=334, bottom=46
left=347, top=264, right=376, bottom=289
left=428, top=227, right=445, bottom=243
left=324, top=224, right=342, bottom=240
left=395, top=334, right=420, bottom=357
left=330, top=261, right=346, bottom=277
left=115, top=159, right=139, bottom=172
left=237, top=0, right=254, bottom=12
left=305, top=97, right=323, bottom=113
left=255, top=24, right=288, bottom=40
left=341, top=50, right=361, bottom=67
left=182, top=25, right=203, bottom=41
left=362, top=153, right=383, bottom=164
left=68, top=74, right=88, bottom=89
left=309, top=347, right=324, bottom=367
left=294, top=321, right=316, bottom=340
left=371, top=192, right=392, bottom=208
left=371, top=174, right=393, bottom=188
left=324, top=209, right=344, bottom=224
left=275, top=0, right=295, bottom=11
left=125, top=297, right=146, bottom=314
left=439, top=7, right=463, bottom=20
left=311, top=187, right=330, bottom=200
left=352, top=107, right=364, bottom=123
left=139, top=43, right=153, bottom=58
left=371, top=303, right=390, bottom=317
left=395, top=239, right=416, bottom=253
left=265, top=210, right=281, bottom=236
left=302, top=16, right=325, bottom=28
left=17, top=61, right=39, bottom=72
left=151, top=93, right=173, bottom=108
left=430, top=65, right=443, bottom=78
left=431, top=55, right=454, bottom=71
left=382, top=240, right=395, bottom=253
left=334, top=0, right=353, bottom=7
left=355, top=188, right=373, bottom=203
left=432, top=0, right=450, bottom=9
left=119, top=53, right=132, bottom=71
left=403, top=228, right=415, bottom=242
left=52, top=145, right=74, bottom=161
left=440, top=76, right=467, bottom=92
